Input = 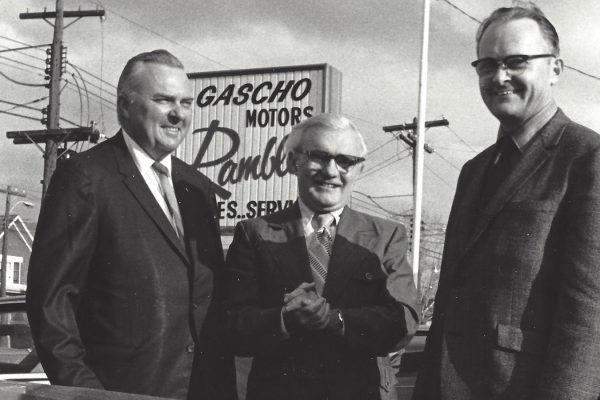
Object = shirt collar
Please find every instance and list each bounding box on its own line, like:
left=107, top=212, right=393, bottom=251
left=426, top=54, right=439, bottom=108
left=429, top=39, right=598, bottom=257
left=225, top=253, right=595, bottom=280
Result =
left=123, top=130, right=172, bottom=175
left=298, top=197, right=343, bottom=229
left=498, top=102, right=558, bottom=150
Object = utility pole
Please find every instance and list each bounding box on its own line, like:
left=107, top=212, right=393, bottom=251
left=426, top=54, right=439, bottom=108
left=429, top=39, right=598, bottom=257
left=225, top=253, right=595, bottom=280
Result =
left=382, top=117, right=449, bottom=293
left=0, top=186, right=27, bottom=297
left=10, top=1, right=105, bottom=198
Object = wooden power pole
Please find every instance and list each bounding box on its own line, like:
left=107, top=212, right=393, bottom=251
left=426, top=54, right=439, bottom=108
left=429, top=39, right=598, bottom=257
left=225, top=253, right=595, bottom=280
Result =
left=382, top=117, right=449, bottom=293
left=8, top=0, right=105, bottom=198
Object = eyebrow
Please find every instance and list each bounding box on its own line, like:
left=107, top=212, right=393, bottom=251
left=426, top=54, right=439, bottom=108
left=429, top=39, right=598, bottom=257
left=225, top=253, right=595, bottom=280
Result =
left=153, top=93, right=194, bottom=102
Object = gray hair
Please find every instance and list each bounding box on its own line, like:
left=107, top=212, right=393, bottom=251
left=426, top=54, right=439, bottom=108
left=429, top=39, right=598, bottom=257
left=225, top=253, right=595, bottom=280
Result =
left=476, top=2, right=560, bottom=56
left=117, top=49, right=185, bottom=126
left=284, top=113, right=368, bottom=157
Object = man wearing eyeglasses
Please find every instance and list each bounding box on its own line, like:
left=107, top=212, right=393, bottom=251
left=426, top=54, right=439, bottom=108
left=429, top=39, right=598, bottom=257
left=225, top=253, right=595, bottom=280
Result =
left=413, top=4, right=600, bottom=400
left=223, top=113, right=419, bottom=400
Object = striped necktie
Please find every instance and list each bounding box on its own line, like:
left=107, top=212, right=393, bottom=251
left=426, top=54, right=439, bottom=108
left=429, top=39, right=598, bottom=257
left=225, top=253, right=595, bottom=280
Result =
left=308, top=213, right=333, bottom=294
left=152, top=162, right=185, bottom=244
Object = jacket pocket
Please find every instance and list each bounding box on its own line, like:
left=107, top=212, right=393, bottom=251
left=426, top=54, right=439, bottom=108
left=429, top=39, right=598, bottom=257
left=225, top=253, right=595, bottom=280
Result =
left=495, top=323, right=545, bottom=356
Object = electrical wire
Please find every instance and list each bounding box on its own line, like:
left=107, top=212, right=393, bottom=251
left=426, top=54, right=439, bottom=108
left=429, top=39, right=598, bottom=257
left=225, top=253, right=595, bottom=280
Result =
left=444, top=125, right=479, bottom=153
left=433, top=150, right=461, bottom=171
left=353, top=191, right=408, bottom=217
left=439, top=0, right=600, bottom=82
left=0, top=70, right=46, bottom=87
left=70, top=72, right=85, bottom=126
left=358, top=153, right=410, bottom=181
left=103, top=7, right=231, bottom=69
left=367, top=138, right=397, bottom=156
left=0, top=54, right=44, bottom=73
left=0, top=96, right=48, bottom=112
left=0, top=109, right=40, bottom=122
left=424, top=163, right=455, bottom=189
left=68, top=64, right=91, bottom=122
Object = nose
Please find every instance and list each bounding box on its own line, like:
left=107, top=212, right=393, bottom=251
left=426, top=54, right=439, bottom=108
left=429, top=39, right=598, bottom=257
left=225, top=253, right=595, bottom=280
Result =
left=168, top=103, right=185, bottom=122
left=490, top=62, right=511, bottom=83
left=321, top=157, right=340, bottom=177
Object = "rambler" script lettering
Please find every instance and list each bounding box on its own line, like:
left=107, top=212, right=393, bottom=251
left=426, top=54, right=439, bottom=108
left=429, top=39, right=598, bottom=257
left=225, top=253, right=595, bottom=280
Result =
left=191, top=120, right=288, bottom=186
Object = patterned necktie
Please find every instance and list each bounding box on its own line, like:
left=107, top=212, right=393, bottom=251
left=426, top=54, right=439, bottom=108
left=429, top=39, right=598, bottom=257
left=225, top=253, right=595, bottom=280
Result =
left=308, top=213, right=333, bottom=294
left=152, top=162, right=185, bottom=244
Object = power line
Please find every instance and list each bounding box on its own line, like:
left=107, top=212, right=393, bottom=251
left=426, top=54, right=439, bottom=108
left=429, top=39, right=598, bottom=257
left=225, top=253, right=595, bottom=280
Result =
left=0, top=54, right=44, bottom=73
left=359, top=151, right=410, bottom=181
left=68, top=63, right=116, bottom=97
left=367, top=138, right=397, bottom=156
left=104, top=7, right=231, bottom=69
left=444, top=125, right=479, bottom=153
left=0, top=96, right=48, bottom=112
left=433, top=150, right=461, bottom=171
left=344, top=113, right=386, bottom=130
left=424, top=163, right=454, bottom=189
left=0, top=70, right=46, bottom=87
left=67, top=61, right=116, bottom=90
left=353, top=191, right=410, bottom=217
left=565, top=65, right=600, bottom=82
left=69, top=72, right=85, bottom=126
left=438, top=0, right=600, bottom=82
left=0, top=35, right=41, bottom=49
left=0, top=44, right=49, bottom=55
left=438, top=0, right=480, bottom=23
left=350, top=196, right=390, bottom=219
left=1, top=35, right=116, bottom=90
left=433, top=145, right=476, bottom=153
left=0, top=109, right=39, bottom=122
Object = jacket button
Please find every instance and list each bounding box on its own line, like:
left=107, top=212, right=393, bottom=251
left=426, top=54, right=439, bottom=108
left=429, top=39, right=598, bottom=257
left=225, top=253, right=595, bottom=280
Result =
left=192, top=303, right=199, bottom=310
left=186, top=344, right=195, bottom=353
left=365, top=272, right=374, bottom=280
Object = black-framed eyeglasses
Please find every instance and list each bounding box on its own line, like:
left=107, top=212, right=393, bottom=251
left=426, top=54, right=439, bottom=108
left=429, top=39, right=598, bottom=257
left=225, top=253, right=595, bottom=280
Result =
left=471, top=54, right=556, bottom=77
left=296, top=150, right=365, bottom=172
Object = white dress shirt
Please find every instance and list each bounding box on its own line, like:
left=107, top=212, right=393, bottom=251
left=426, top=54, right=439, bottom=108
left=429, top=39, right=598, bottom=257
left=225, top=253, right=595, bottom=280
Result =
left=122, top=131, right=178, bottom=227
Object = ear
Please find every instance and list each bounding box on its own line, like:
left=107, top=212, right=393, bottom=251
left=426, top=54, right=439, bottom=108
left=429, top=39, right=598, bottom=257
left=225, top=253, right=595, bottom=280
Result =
left=355, top=162, right=365, bottom=176
left=286, top=152, right=299, bottom=175
left=549, top=57, right=564, bottom=86
left=117, top=95, right=130, bottom=120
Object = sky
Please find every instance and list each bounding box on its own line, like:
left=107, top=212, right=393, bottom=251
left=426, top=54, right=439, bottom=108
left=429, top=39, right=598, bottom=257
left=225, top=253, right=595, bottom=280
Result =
left=1, top=0, right=600, bottom=230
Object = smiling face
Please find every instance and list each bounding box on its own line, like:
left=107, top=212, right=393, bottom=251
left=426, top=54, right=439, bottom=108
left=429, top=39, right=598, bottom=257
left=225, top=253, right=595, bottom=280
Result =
left=119, top=63, right=193, bottom=161
left=288, top=128, right=364, bottom=213
left=477, top=18, right=562, bottom=129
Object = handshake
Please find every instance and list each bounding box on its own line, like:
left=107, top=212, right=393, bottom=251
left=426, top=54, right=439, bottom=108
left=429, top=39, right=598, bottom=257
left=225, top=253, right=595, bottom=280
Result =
left=282, top=282, right=343, bottom=335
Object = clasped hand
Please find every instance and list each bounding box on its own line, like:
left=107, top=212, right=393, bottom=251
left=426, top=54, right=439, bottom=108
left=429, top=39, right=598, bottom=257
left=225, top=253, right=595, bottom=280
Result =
left=282, top=282, right=331, bottom=332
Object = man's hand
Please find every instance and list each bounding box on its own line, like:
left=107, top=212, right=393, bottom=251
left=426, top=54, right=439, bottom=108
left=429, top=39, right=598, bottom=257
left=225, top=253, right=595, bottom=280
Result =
left=284, top=282, right=319, bottom=312
left=282, top=282, right=331, bottom=332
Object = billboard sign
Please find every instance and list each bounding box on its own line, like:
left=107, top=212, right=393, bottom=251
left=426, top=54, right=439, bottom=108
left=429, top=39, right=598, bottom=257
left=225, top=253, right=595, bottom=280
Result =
left=179, top=64, right=342, bottom=229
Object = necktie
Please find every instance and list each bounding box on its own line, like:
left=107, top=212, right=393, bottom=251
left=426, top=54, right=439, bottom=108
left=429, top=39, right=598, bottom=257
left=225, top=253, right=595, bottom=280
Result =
left=308, top=213, right=333, bottom=294
left=152, top=162, right=185, bottom=243
left=480, top=135, right=520, bottom=206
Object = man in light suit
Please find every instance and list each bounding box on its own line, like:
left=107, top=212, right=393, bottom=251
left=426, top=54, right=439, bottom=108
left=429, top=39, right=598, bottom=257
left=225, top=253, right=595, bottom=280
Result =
left=223, top=113, right=419, bottom=400
left=413, top=4, right=600, bottom=400
left=27, top=49, right=237, bottom=400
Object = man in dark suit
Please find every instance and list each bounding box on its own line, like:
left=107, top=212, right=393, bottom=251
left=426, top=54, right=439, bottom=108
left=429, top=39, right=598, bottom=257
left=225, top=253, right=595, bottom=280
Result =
left=223, top=113, right=419, bottom=400
left=413, top=4, right=600, bottom=400
left=26, top=49, right=237, bottom=400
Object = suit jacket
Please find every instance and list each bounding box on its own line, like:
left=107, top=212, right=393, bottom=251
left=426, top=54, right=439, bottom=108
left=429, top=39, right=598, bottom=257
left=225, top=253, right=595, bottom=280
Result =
left=26, top=132, right=237, bottom=400
left=223, top=203, right=418, bottom=400
left=413, top=110, right=600, bottom=400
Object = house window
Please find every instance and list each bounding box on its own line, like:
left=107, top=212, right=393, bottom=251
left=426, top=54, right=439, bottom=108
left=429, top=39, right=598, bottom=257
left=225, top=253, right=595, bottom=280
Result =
left=12, top=262, right=21, bottom=284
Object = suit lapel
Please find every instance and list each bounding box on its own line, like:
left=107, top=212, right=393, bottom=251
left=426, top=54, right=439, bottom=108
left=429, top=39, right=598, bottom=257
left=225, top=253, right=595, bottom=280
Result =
left=261, top=203, right=314, bottom=290
left=459, top=111, right=567, bottom=262
left=112, top=131, right=190, bottom=263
